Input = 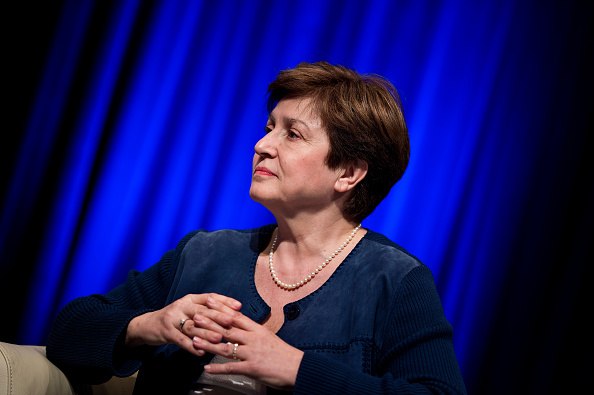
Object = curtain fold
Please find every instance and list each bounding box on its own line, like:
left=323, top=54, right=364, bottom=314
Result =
left=3, top=1, right=591, bottom=393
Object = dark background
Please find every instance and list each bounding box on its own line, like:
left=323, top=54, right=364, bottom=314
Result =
left=3, top=1, right=592, bottom=393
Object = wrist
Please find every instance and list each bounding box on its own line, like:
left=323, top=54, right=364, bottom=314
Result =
left=125, top=314, right=147, bottom=347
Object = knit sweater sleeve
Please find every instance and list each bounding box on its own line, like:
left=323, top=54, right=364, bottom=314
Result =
left=46, top=231, right=198, bottom=385
left=293, top=265, right=467, bottom=394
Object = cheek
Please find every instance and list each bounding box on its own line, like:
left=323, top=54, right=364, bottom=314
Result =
left=300, top=153, right=328, bottom=175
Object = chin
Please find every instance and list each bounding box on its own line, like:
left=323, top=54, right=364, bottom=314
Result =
left=249, top=186, right=266, bottom=204
left=249, top=186, right=278, bottom=209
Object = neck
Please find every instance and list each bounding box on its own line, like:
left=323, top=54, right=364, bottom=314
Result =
left=271, top=212, right=363, bottom=261
left=268, top=222, right=362, bottom=290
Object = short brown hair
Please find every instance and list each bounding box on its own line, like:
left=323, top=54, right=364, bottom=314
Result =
left=266, top=61, right=410, bottom=222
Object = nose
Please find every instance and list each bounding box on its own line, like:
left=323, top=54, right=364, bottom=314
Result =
left=254, top=130, right=277, bottom=158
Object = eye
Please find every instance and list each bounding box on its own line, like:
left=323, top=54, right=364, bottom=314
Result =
left=264, top=126, right=272, bottom=134
left=287, top=130, right=301, bottom=140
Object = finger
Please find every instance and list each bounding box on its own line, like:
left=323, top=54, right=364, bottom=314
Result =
left=203, top=295, right=247, bottom=320
left=178, top=317, right=191, bottom=334
left=176, top=294, right=238, bottom=335
left=168, top=317, right=206, bottom=355
left=192, top=312, right=232, bottom=336
left=170, top=327, right=206, bottom=357
left=193, top=307, right=236, bottom=329
left=189, top=293, right=242, bottom=311
left=176, top=310, right=228, bottom=345
left=204, top=304, right=259, bottom=333
left=204, top=360, right=250, bottom=375
left=201, top=343, right=254, bottom=375
left=177, top=310, right=233, bottom=345
left=198, top=315, right=252, bottom=347
left=191, top=336, right=247, bottom=362
left=192, top=327, right=224, bottom=344
left=186, top=315, right=225, bottom=344
left=191, top=335, right=232, bottom=355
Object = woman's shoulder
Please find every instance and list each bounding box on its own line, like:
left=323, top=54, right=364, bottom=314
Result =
left=178, top=224, right=276, bottom=253
left=356, top=229, right=430, bottom=283
left=182, top=224, right=276, bottom=240
left=361, top=229, right=423, bottom=264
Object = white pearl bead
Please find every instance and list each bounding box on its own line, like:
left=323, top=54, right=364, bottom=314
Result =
left=268, top=224, right=361, bottom=290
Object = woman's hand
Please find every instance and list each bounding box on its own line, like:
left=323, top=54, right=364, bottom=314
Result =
left=125, top=293, right=242, bottom=357
left=191, top=296, right=304, bottom=391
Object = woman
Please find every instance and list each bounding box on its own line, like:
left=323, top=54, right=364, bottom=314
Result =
left=47, top=61, right=467, bottom=394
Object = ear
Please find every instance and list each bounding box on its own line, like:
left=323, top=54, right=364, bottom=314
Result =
left=334, top=159, right=368, bottom=193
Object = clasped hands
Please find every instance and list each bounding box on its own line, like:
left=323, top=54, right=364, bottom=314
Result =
left=125, top=293, right=303, bottom=390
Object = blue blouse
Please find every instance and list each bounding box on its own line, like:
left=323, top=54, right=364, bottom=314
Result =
left=47, top=225, right=466, bottom=394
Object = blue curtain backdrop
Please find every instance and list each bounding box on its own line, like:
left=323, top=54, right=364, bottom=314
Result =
left=2, top=0, right=591, bottom=393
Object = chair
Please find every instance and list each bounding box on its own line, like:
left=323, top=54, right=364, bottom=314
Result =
left=0, top=342, right=136, bottom=395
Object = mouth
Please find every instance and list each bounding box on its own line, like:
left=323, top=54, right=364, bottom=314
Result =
left=254, top=166, right=276, bottom=177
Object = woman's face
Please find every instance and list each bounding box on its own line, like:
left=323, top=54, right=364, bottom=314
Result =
left=250, top=97, right=343, bottom=215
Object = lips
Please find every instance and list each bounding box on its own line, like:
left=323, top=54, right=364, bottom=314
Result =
left=254, top=166, right=276, bottom=176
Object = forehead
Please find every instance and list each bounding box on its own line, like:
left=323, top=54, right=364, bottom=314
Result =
left=270, top=97, right=322, bottom=128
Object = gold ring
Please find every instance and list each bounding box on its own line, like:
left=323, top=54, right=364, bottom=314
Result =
left=179, top=318, right=188, bottom=333
left=232, top=343, right=239, bottom=360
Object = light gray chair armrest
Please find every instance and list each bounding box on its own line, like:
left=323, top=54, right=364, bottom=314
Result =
left=0, top=342, right=137, bottom=395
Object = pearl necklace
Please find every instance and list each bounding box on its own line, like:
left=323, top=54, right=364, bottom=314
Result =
left=269, top=224, right=362, bottom=290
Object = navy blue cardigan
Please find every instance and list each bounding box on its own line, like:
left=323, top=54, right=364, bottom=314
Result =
left=47, top=225, right=466, bottom=394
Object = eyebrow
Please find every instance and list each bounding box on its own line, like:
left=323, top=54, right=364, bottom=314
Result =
left=268, top=114, right=311, bottom=131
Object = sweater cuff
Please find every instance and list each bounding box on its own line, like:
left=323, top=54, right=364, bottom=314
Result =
left=294, top=351, right=380, bottom=394
left=111, top=310, right=155, bottom=377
